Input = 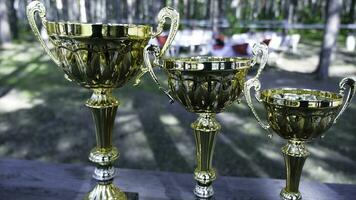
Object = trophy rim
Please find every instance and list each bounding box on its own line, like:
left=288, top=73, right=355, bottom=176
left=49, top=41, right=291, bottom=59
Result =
left=163, top=56, right=252, bottom=71
left=260, top=87, right=343, bottom=108
left=46, top=21, right=153, bottom=38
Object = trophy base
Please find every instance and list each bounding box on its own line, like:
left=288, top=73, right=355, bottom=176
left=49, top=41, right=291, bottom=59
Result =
left=280, top=188, right=302, bottom=200
left=194, top=184, right=214, bottom=198
left=85, top=183, right=138, bottom=200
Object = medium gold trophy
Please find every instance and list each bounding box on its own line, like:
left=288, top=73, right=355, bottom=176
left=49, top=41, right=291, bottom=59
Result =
left=26, top=1, right=179, bottom=199
left=143, top=43, right=268, bottom=198
left=244, top=77, right=355, bottom=200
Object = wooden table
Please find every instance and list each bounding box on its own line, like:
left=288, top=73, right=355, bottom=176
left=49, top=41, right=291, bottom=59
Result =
left=0, top=158, right=355, bottom=200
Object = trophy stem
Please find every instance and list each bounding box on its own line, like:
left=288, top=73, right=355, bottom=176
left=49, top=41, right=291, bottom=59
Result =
left=85, top=89, right=127, bottom=200
left=191, top=113, right=221, bottom=198
left=280, top=140, right=310, bottom=200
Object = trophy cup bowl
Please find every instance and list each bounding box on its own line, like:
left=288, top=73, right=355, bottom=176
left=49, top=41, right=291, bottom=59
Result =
left=165, top=56, right=252, bottom=113
left=244, top=77, right=355, bottom=200
left=143, top=43, right=269, bottom=198
left=27, top=1, right=179, bottom=199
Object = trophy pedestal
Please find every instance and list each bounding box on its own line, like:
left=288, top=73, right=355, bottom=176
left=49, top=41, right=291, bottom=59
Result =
left=192, top=113, right=220, bottom=199
left=86, top=186, right=139, bottom=200
left=280, top=188, right=302, bottom=200
left=280, top=140, right=309, bottom=200
left=194, top=183, right=214, bottom=199
left=85, top=183, right=127, bottom=200
left=86, top=89, right=127, bottom=200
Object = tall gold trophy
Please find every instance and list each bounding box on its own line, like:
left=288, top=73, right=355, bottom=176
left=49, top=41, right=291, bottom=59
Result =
left=143, top=43, right=268, bottom=198
left=26, top=1, right=179, bottom=199
left=244, top=77, right=355, bottom=200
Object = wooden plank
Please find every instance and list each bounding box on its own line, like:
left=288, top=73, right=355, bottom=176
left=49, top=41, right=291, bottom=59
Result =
left=0, top=158, right=355, bottom=200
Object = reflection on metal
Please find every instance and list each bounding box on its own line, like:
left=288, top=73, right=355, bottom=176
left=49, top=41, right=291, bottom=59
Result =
left=27, top=1, right=179, bottom=199
left=244, top=77, right=355, bottom=200
left=144, top=43, right=268, bottom=198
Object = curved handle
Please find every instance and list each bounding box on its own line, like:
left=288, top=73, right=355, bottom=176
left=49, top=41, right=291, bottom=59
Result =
left=334, top=77, right=356, bottom=123
left=152, top=7, right=180, bottom=57
left=26, top=1, right=60, bottom=66
left=244, top=78, right=273, bottom=138
left=251, top=42, right=269, bottom=80
left=135, top=6, right=179, bottom=86
left=143, top=44, right=174, bottom=103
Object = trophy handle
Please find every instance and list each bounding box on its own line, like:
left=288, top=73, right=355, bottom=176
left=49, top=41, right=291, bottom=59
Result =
left=334, top=77, right=356, bottom=123
left=152, top=7, right=180, bottom=57
left=143, top=44, right=174, bottom=103
left=135, top=6, right=179, bottom=86
left=251, top=42, right=268, bottom=80
left=26, top=1, right=60, bottom=66
left=244, top=78, right=273, bottom=138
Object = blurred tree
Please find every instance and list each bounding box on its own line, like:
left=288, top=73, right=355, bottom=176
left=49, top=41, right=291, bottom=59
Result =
left=0, top=0, right=11, bottom=44
left=3, top=0, right=356, bottom=45
left=6, top=0, right=18, bottom=40
left=349, top=0, right=356, bottom=22
left=315, top=0, right=342, bottom=80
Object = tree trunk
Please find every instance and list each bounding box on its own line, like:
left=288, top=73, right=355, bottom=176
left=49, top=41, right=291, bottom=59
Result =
left=5, top=0, right=18, bottom=40
left=205, top=0, right=211, bottom=19
left=122, top=0, right=128, bottom=22
left=282, top=0, right=290, bottom=34
left=349, top=0, right=356, bottom=22
left=0, top=0, right=11, bottom=44
left=62, top=0, right=69, bottom=21
left=212, top=0, right=219, bottom=32
left=315, top=0, right=342, bottom=80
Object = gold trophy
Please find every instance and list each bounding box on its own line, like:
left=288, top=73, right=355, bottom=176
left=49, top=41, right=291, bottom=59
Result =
left=244, top=77, right=355, bottom=200
left=143, top=43, right=268, bottom=198
left=26, top=1, right=179, bottom=199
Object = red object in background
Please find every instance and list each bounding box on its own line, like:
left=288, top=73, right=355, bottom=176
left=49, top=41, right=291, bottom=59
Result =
left=263, top=39, right=271, bottom=46
left=157, top=35, right=168, bottom=47
left=232, top=43, right=249, bottom=55
left=213, top=33, right=225, bottom=50
left=216, top=34, right=225, bottom=41
left=213, top=44, right=224, bottom=50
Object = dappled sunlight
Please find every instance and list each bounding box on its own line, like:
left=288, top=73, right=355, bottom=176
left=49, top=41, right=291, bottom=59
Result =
left=115, top=99, right=134, bottom=113
left=231, top=101, right=249, bottom=110
left=218, top=112, right=265, bottom=136
left=159, top=113, right=195, bottom=167
left=0, top=89, right=44, bottom=113
left=303, top=158, right=356, bottom=184
left=219, top=133, right=269, bottom=178
left=11, top=146, right=29, bottom=158
left=56, top=136, right=75, bottom=152
left=276, top=54, right=318, bottom=73
left=241, top=122, right=264, bottom=136
left=0, top=121, right=9, bottom=132
left=0, top=145, right=8, bottom=155
left=116, top=114, right=157, bottom=167
left=217, top=112, right=245, bottom=127
left=329, top=65, right=356, bottom=78
left=118, top=114, right=142, bottom=133
left=159, top=114, right=180, bottom=126
left=122, top=130, right=156, bottom=165
left=308, top=146, right=355, bottom=164
left=257, top=146, right=282, bottom=162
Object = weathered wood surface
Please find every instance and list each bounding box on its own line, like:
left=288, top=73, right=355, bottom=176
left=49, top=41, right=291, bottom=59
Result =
left=0, top=158, right=355, bottom=200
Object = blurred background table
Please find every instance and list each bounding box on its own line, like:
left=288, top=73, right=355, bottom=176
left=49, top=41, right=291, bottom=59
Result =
left=0, top=158, right=355, bottom=200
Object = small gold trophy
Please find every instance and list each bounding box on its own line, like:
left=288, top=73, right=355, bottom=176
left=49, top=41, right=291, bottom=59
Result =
left=143, top=43, right=268, bottom=198
left=244, top=77, right=355, bottom=200
left=26, top=1, right=179, bottom=199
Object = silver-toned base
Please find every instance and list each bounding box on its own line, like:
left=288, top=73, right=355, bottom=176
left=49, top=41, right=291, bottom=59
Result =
left=194, top=184, right=214, bottom=198
left=85, top=183, right=127, bottom=200
left=280, top=188, right=302, bottom=200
